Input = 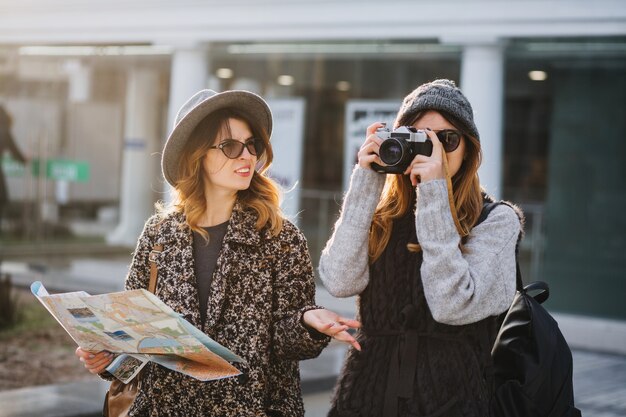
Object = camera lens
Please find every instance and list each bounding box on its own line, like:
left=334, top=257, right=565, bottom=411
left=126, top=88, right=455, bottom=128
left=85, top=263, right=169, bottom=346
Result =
left=379, top=138, right=407, bottom=166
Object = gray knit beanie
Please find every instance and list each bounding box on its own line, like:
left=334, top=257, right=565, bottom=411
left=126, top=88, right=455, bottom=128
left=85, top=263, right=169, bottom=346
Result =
left=396, top=79, right=479, bottom=140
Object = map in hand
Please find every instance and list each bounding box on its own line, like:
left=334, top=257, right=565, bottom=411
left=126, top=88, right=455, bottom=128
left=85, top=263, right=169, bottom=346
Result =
left=31, top=281, right=244, bottom=382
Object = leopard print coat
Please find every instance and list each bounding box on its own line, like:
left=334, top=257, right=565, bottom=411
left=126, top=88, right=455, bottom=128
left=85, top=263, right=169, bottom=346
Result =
left=117, top=202, right=330, bottom=416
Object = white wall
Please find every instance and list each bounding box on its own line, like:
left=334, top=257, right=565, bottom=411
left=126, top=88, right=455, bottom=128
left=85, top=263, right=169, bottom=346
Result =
left=0, top=1, right=624, bottom=45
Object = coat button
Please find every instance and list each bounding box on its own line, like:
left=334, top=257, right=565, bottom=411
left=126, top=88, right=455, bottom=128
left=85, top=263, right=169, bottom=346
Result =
left=237, top=371, right=249, bottom=384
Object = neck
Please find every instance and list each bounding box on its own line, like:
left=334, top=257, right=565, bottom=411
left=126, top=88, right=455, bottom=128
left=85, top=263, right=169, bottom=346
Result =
left=199, top=189, right=237, bottom=227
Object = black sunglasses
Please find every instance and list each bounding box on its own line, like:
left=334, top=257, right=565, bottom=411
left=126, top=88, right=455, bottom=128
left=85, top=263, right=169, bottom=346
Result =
left=209, top=138, right=265, bottom=159
left=433, top=129, right=463, bottom=153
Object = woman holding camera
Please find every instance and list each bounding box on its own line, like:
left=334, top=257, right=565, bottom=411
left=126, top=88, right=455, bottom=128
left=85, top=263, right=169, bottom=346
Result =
left=319, top=79, right=523, bottom=417
left=75, top=89, right=360, bottom=416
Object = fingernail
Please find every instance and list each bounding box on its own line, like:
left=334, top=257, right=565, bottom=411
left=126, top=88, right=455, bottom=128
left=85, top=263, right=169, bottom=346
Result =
left=88, top=354, right=95, bottom=359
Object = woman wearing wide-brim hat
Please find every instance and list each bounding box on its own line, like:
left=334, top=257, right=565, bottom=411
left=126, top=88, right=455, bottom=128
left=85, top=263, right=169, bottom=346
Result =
left=76, top=89, right=361, bottom=416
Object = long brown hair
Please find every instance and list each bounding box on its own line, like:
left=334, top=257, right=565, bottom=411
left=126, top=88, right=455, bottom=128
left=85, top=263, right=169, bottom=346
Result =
left=163, top=108, right=283, bottom=240
left=368, top=110, right=483, bottom=262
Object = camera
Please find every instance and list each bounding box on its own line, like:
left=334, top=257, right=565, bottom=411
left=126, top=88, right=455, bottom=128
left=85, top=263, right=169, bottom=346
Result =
left=370, top=125, right=433, bottom=174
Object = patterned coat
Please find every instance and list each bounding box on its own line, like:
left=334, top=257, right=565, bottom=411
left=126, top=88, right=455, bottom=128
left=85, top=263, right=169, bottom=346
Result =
left=119, top=202, right=330, bottom=416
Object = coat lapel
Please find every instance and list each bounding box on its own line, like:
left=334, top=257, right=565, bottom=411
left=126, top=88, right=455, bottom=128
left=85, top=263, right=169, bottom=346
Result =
left=154, top=212, right=202, bottom=327
left=204, top=202, right=261, bottom=333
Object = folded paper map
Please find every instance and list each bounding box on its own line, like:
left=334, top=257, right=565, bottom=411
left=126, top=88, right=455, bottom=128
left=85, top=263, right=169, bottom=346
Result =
left=31, top=281, right=244, bottom=383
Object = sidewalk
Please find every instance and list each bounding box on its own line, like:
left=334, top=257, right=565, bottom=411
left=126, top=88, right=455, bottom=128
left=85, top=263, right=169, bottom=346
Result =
left=1, top=258, right=626, bottom=417
left=0, top=343, right=349, bottom=417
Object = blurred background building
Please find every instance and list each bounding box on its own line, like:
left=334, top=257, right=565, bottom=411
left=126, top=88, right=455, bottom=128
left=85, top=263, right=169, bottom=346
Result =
left=1, top=0, right=625, bottom=355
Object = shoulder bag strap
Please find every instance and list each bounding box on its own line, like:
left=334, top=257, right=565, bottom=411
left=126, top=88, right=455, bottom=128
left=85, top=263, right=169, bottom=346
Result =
left=148, top=243, right=163, bottom=294
left=147, top=222, right=164, bottom=294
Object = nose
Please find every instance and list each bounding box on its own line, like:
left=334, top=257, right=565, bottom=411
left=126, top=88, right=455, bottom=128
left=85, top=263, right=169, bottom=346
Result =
left=239, top=144, right=254, bottom=159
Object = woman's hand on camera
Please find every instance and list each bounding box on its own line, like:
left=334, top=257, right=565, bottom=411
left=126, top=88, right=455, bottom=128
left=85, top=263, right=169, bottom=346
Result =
left=403, top=128, right=445, bottom=186
left=75, top=347, right=114, bottom=375
left=302, top=308, right=362, bottom=351
left=357, top=122, right=385, bottom=170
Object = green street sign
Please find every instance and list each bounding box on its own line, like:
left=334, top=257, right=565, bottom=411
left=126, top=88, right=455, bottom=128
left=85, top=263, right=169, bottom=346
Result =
left=46, top=159, right=90, bottom=182
left=1, top=157, right=90, bottom=182
left=0, top=157, right=26, bottom=177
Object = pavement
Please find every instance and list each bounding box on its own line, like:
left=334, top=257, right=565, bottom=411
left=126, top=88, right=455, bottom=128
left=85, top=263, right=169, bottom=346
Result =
left=1, top=256, right=625, bottom=417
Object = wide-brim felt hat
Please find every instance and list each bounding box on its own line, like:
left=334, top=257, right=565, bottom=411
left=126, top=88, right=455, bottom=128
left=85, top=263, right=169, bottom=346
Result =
left=161, top=89, right=273, bottom=186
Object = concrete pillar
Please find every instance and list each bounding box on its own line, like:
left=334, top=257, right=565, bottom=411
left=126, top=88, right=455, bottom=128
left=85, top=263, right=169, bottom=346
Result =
left=163, top=44, right=208, bottom=202
left=108, top=67, right=160, bottom=246
left=232, top=78, right=261, bottom=95
left=42, top=60, right=93, bottom=223
left=167, top=44, right=209, bottom=133
left=65, top=59, right=92, bottom=103
left=59, top=60, right=92, bottom=206
left=459, top=42, right=505, bottom=199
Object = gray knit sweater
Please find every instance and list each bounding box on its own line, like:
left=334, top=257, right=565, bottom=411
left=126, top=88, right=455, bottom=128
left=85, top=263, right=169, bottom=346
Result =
left=319, top=165, right=521, bottom=325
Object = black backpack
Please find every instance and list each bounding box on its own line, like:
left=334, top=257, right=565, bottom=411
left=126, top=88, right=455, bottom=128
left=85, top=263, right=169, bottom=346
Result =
left=478, top=201, right=582, bottom=417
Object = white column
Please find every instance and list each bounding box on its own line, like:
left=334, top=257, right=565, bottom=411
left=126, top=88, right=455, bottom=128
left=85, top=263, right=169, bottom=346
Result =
left=232, top=78, right=261, bottom=95
left=167, top=45, right=209, bottom=133
left=459, top=42, right=505, bottom=199
left=45, top=60, right=93, bottom=222
left=163, top=44, right=208, bottom=202
left=64, top=61, right=92, bottom=205
left=65, top=59, right=92, bottom=103
left=108, top=67, right=160, bottom=246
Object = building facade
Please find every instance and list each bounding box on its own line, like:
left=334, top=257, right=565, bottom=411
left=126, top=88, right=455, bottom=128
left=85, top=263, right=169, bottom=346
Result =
left=1, top=0, right=625, bottom=352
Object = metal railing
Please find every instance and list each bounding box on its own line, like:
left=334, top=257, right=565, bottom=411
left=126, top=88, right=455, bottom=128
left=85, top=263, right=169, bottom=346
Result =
left=297, top=188, right=343, bottom=267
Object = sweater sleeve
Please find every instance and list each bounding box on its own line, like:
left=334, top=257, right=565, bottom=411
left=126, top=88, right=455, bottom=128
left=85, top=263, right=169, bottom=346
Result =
left=416, top=179, right=521, bottom=325
left=318, top=165, right=386, bottom=297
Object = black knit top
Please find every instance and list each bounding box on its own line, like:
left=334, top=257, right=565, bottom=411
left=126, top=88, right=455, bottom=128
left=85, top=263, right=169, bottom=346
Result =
left=328, top=210, right=499, bottom=417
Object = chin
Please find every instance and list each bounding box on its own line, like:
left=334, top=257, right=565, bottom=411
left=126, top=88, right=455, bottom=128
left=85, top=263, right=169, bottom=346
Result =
left=236, top=181, right=253, bottom=191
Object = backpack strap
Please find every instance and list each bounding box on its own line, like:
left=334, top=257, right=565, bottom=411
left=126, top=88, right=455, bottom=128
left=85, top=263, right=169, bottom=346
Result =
left=474, top=201, right=499, bottom=229
left=514, top=256, right=523, bottom=292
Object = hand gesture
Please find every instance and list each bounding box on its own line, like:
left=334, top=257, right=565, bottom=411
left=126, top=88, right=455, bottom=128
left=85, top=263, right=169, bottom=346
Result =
left=303, top=308, right=362, bottom=351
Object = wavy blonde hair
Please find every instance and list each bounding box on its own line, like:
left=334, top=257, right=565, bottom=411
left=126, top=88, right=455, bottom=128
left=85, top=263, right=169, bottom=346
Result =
left=368, top=111, right=483, bottom=262
left=161, top=108, right=283, bottom=241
